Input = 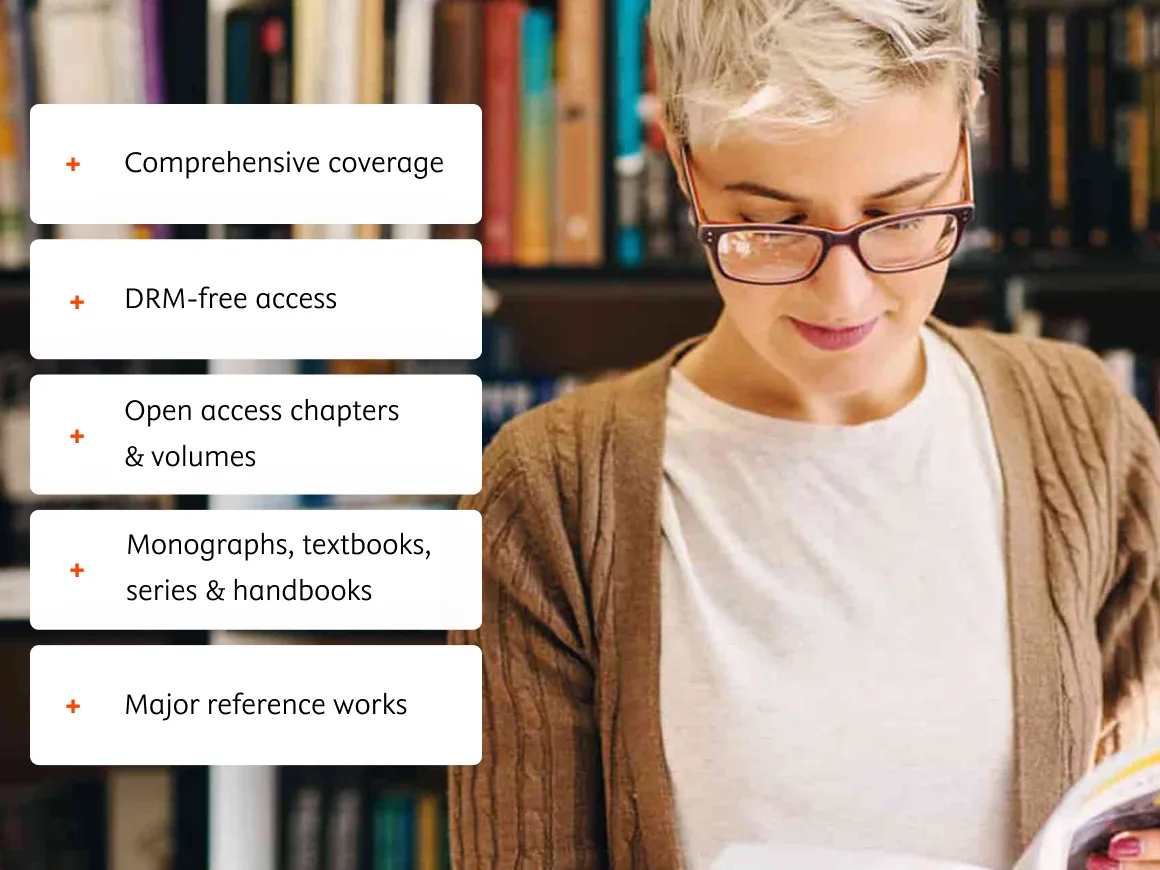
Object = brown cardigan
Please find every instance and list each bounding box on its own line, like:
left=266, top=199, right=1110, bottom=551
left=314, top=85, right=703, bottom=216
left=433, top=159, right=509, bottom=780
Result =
left=449, top=320, right=1160, bottom=870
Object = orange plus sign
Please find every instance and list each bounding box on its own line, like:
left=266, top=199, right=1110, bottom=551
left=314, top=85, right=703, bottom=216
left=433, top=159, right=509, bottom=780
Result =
left=66, top=157, right=80, bottom=171
left=66, top=699, right=80, bottom=713
left=70, top=563, right=84, bottom=578
left=69, top=429, right=84, bottom=443
left=70, top=295, right=84, bottom=309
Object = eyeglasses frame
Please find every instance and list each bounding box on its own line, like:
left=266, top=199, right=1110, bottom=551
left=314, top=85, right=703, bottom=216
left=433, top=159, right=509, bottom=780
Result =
left=679, top=125, right=978, bottom=286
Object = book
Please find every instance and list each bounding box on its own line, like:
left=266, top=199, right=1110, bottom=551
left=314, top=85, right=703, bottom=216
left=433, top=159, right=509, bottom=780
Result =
left=555, top=0, right=605, bottom=264
left=432, top=0, right=483, bottom=242
left=613, top=0, right=648, bottom=265
left=392, top=0, right=439, bottom=241
left=481, top=0, right=525, bottom=264
left=1007, top=11, right=1034, bottom=248
left=711, top=737, right=1160, bottom=870
left=515, top=6, right=553, bottom=266
left=1046, top=9, right=1071, bottom=248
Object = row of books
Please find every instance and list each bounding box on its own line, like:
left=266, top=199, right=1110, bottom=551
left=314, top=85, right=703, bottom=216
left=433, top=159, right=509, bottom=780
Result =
left=240, top=0, right=1160, bottom=262
left=281, top=768, right=448, bottom=870
left=971, top=0, right=1160, bottom=255
left=13, top=0, right=1160, bottom=265
left=0, top=0, right=208, bottom=259
left=0, top=0, right=35, bottom=267
left=219, top=0, right=602, bottom=259
left=0, top=769, right=173, bottom=870
left=619, top=0, right=1160, bottom=263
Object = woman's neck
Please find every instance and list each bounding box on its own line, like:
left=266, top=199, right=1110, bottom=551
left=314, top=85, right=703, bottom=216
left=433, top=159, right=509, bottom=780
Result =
left=675, top=315, right=927, bottom=426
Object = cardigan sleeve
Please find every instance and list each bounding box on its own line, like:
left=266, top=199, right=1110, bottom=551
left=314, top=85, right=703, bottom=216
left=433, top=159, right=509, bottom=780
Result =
left=1100, top=387, right=1160, bottom=751
left=448, top=425, right=608, bottom=870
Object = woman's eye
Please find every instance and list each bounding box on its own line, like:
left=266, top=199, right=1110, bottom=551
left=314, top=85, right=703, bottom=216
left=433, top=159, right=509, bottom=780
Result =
left=885, top=218, right=923, bottom=231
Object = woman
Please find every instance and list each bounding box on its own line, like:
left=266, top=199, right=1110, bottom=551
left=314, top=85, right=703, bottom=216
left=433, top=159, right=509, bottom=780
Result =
left=450, top=1, right=1160, bottom=868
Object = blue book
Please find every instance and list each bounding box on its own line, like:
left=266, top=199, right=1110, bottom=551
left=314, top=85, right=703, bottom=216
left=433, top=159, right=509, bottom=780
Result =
left=517, top=7, right=554, bottom=265
left=614, top=0, right=649, bottom=264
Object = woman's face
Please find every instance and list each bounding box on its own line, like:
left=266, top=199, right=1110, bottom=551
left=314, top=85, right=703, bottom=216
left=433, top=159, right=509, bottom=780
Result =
left=680, top=82, right=969, bottom=400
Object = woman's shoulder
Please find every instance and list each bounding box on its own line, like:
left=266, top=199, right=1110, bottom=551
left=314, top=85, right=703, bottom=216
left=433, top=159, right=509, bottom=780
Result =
left=936, top=321, right=1127, bottom=427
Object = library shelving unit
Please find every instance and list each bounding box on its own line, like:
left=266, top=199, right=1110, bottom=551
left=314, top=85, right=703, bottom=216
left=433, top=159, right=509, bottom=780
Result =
left=4, top=0, right=1157, bottom=866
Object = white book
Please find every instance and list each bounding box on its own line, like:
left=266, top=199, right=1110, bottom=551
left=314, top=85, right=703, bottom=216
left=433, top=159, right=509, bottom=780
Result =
left=323, top=0, right=361, bottom=239
left=32, top=0, right=135, bottom=239
left=293, top=0, right=327, bottom=103
left=32, top=0, right=114, bottom=103
left=108, top=0, right=145, bottom=103
left=392, top=0, right=437, bottom=240
left=293, top=0, right=327, bottom=240
left=324, top=0, right=361, bottom=104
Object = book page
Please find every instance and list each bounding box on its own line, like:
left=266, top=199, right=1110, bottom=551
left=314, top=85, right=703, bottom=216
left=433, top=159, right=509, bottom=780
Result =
left=1060, top=751, right=1160, bottom=870
left=1018, top=743, right=1160, bottom=870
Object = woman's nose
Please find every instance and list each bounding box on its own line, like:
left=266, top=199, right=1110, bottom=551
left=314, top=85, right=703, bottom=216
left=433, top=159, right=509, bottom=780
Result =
left=804, top=243, right=879, bottom=320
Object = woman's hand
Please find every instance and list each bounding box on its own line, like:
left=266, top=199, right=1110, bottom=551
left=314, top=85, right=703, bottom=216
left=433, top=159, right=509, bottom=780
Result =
left=1088, top=831, right=1160, bottom=870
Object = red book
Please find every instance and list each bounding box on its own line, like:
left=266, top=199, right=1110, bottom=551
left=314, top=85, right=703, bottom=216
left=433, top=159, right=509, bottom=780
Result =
left=482, top=0, right=526, bottom=264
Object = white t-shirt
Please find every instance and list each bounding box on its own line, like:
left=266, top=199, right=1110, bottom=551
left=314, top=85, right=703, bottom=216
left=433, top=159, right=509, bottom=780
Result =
left=659, top=327, right=1016, bottom=870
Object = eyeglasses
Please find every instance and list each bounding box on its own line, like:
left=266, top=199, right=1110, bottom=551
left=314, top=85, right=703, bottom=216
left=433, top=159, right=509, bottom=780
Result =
left=680, top=126, right=976, bottom=286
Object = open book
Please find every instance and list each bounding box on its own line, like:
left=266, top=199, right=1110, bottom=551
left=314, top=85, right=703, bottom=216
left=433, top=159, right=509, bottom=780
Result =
left=713, top=738, right=1160, bottom=870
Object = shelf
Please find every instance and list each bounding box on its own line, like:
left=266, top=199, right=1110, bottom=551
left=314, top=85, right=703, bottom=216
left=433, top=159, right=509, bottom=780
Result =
left=0, top=566, right=30, bottom=621
left=484, top=253, right=1160, bottom=300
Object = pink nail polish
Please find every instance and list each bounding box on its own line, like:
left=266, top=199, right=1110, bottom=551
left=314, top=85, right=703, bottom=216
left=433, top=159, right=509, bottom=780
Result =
left=1111, top=838, right=1143, bottom=860
left=1088, top=855, right=1120, bottom=870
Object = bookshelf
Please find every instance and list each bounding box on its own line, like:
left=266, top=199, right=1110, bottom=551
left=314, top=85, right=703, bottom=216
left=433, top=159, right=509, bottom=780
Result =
left=0, top=0, right=1156, bottom=867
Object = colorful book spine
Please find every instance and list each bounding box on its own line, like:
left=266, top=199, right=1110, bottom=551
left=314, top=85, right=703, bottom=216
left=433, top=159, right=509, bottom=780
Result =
left=1125, top=3, right=1150, bottom=247
left=393, top=0, right=439, bottom=241
left=1046, top=10, right=1070, bottom=248
left=225, top=9, right=255, bottom=105
left=413, top=791, right=442, bottom=870
left=516, top=6, right=553, bottom=266
left=0, top=0, right=22, bottom=266
left=432, top=0, right=481, bottom=241
left=614, top=0, right=648, bottom=265
left=482, top=0, right=525, bottom=264
left=372, top=790, right=415, bottom=870
left=555, top=0, right=604, bottom=263
left=141, top=0, right=165, bottom=104
left=4, top=0, right=32, bottom=260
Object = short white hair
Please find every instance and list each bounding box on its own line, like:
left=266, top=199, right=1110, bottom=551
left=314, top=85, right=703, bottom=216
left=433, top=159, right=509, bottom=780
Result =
left=650, top=0, right=982, bottom=146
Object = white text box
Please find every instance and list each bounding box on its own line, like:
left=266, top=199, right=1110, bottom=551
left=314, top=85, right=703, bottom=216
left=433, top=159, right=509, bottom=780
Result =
left=31, top=239, right=481, bottom=360
left=30, top=509, right=481, bottom=630
left=31, top=104, right=481, bottom=224
left=31, top=645, right=481, bottom=765
left=30, top=375, right=481, bottom=495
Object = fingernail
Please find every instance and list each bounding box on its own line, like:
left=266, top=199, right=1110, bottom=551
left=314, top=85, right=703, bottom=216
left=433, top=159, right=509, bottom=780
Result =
left=1111, top=837, right=1143, bottom=860
left=1088, top=856, right=1120, bottom=870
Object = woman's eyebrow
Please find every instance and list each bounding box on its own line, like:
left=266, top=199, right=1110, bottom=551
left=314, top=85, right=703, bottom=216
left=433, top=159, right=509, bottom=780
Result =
left=722, top=169, right=944, bottom=203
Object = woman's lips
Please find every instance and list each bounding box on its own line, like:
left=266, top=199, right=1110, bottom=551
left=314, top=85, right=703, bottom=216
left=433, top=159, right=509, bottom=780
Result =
left=789, top=317, right=879, bottom=351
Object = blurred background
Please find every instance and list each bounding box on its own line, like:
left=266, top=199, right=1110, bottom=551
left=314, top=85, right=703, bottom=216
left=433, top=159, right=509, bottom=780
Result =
left=0, top=0, right=1157, bottom=867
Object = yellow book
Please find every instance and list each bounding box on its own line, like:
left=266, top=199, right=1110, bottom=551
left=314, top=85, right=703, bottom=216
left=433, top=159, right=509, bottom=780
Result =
left=414, top=790, right=442, bottom=870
